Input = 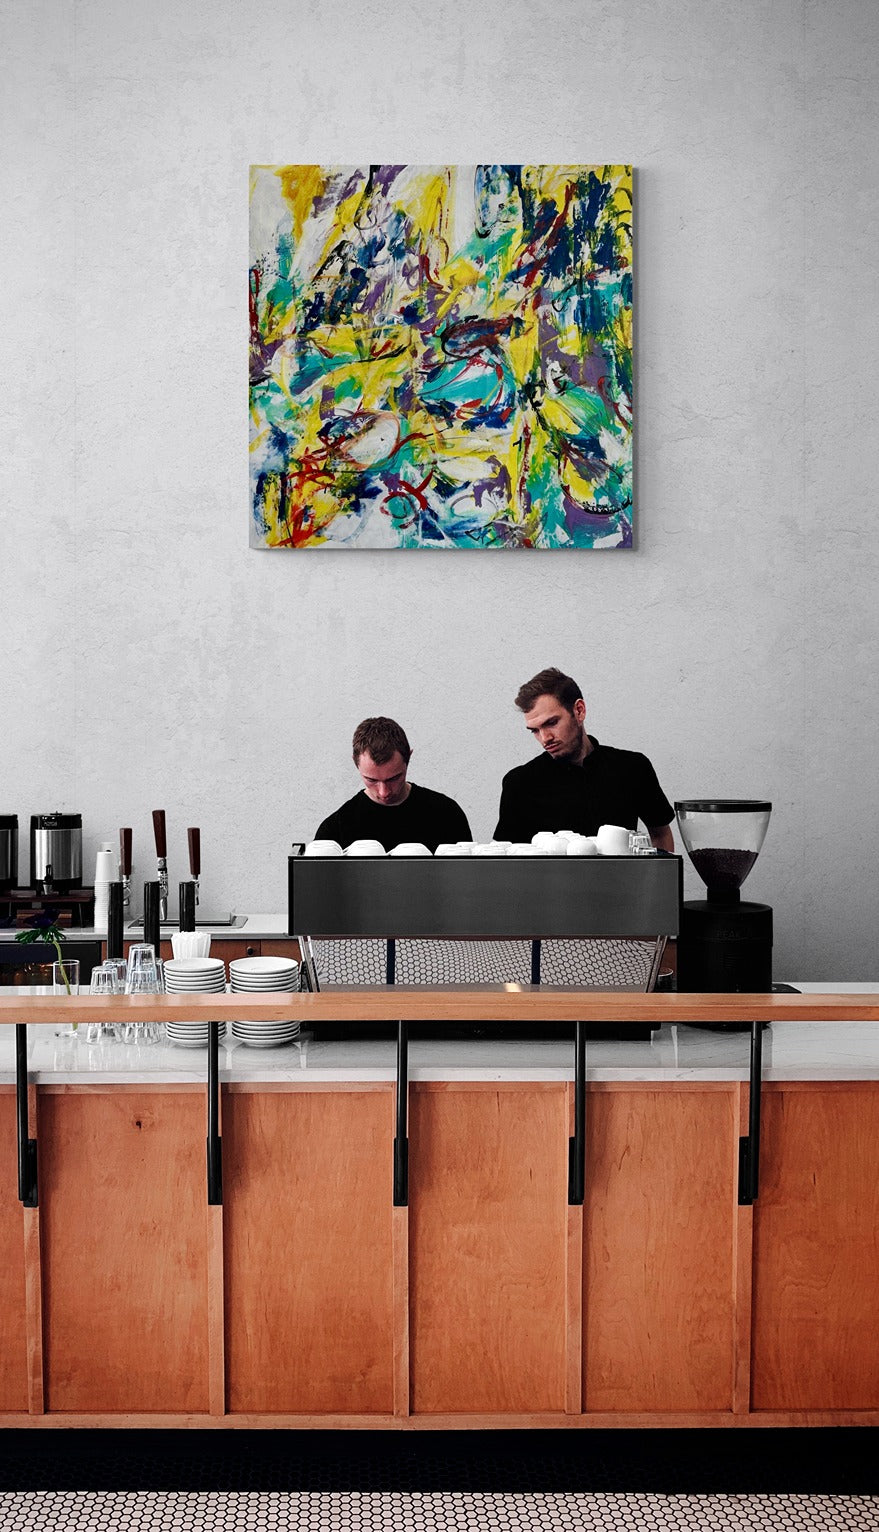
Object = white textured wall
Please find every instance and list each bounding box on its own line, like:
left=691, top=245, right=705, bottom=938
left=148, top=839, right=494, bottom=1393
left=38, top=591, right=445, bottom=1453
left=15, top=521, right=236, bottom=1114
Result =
left=1, top=0, right=877, bottom=978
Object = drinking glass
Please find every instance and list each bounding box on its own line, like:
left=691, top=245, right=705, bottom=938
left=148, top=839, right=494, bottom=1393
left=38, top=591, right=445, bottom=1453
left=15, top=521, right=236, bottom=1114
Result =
left=87, top=967, right=119, bottom=1042
left=52, top=958, right=81, bottom=1037
left=126, top=944, right=158, bottom=993
left=52, top=958, right=80, bottom=996
left=90, top=969, right=118, bottom=994
left=125, top=966, right=163, bottom=1043
left=102, top=958, right=128, bottom=991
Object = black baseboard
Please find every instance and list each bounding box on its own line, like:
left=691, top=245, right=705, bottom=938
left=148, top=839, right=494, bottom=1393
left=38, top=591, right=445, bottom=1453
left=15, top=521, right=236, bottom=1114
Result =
left=0, top=1427, right=876, bottom=1494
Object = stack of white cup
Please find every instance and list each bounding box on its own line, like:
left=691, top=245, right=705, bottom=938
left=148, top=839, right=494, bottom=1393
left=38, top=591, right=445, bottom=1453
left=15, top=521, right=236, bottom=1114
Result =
left=93, top=843, right=117, bottom=934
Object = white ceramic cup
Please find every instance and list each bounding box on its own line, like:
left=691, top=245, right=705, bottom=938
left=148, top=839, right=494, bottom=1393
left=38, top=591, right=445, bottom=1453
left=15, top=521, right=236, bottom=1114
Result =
left=566, top=835, right=599, bottom=856
left=508, top=843, right=546, bottom=856
left=389, top=842, right=431, bottom=856
left=596, top=824, right=632, bottom=856
left=535, top=833, right=569, bottom=855
left=345, top=840, right=385, bottom=856
left=304, top=840, right=343, bottom=856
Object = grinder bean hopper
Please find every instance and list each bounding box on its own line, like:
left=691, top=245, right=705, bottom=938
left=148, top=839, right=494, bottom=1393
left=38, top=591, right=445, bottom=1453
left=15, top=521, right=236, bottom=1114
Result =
left=674, top=800, right=773, bottom=996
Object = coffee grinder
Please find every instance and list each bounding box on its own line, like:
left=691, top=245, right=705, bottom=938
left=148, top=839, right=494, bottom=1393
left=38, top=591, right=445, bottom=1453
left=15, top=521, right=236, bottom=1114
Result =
left=674, top=800, right=773, bottom=995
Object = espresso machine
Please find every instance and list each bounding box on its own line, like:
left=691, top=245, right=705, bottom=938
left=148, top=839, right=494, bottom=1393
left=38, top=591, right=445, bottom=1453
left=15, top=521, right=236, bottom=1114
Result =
left=674, top=800, right=773, bottom=995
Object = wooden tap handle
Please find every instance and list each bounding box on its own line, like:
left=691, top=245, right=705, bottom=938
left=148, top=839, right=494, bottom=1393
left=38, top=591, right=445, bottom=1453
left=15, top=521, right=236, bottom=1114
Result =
left=187, top=827, right=201, bottom=879
left=152, top=809, right=167, bottom=858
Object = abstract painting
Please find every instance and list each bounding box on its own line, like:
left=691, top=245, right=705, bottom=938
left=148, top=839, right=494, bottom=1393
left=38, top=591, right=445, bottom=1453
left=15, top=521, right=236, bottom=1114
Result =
left=249, top=165, right=632, bottom=549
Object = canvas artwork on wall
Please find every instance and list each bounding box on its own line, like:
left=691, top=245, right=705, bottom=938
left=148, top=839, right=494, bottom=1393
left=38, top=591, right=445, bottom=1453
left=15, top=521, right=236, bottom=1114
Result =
left=249, top=164, right=632, bottom=550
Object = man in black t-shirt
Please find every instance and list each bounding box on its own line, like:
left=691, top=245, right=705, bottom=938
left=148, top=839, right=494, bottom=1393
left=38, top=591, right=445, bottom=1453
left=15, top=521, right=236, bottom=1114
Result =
left=315, top=716, right=472, bottom=854
left=495, top=667, right=675, bottom=849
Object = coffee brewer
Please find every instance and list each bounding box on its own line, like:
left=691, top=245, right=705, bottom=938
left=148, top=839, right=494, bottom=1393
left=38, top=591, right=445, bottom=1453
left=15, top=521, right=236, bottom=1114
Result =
left=674, top=800, right=773, bottom=994
left=29, top=812, right=83, bottom=894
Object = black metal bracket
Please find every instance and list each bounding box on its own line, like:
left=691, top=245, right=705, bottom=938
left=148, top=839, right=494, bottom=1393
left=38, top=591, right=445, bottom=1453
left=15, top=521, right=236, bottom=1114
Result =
left=738, top=1020, right=763, bottom=1205
left=568, top=1020, right=586, bottom=1205
left=206, top=1021, right=223, bottom=1205
left=16, top=1024, right=37, bottom=1208
left=530, top=940, right=541, bottom=986
left=393, top=1019, right=408, bottom=1206
left=386, top=938, right=396, bottom=986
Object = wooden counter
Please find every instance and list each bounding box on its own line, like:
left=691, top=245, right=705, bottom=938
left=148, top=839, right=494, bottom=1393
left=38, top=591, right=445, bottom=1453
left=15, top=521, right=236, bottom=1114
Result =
left=1, top=989, right=878, bottom=1429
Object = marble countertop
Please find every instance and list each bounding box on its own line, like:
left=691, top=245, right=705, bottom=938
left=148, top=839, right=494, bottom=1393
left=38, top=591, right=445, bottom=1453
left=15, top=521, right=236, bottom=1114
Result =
left=2, top=984, right=879, bottom=1085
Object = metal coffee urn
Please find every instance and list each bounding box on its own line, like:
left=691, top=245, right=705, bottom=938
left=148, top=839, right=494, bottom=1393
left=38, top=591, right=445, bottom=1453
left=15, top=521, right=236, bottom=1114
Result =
left=675, top=800, right=773, bottom=996
left=30, top=812, right=83, bottom=894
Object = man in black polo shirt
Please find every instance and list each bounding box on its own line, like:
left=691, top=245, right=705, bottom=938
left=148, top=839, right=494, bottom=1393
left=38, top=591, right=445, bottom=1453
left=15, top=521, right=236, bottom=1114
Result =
left=494, top=668, right=674, bottom=850
left=316, top=716, right=472, bottom=853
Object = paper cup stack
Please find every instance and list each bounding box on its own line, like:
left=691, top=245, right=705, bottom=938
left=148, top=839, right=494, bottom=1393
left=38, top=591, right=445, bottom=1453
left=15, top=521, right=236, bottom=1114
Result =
left=229, top=956, right=300, bottom=1048
left=163, top=957, right=227, bottom=1046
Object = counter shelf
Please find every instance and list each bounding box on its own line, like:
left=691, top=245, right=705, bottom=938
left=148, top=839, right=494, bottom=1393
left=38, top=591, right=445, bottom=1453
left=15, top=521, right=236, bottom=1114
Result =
left=5, top=991, right=879, bottom=1217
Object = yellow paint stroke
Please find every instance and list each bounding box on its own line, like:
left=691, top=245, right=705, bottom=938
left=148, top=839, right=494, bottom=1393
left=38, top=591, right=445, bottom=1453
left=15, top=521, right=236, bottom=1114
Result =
left=275, top=165, right=327, bottom=246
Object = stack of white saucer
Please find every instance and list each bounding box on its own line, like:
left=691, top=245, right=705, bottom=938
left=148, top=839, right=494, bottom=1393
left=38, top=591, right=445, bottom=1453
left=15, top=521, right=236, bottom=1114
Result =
left=229, top=956, right=300, bottom=1048
left=163, top=957, right=227, bottom=1046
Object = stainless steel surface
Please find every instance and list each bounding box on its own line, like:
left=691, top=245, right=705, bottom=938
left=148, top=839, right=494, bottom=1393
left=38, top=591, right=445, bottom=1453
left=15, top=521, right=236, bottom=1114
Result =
left=157, top=856, right=169, bottom=923
left=289, top=855, right=681, bottom=939
left=126, top=912, right=247, bottom=931
left=31, top=827, right=82, bottom=887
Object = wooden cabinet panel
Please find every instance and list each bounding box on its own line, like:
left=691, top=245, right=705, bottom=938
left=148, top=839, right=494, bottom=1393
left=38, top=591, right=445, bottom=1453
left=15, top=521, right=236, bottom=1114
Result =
left=259, top=939, right=301, bottom=961
left=409, top=1084, right=568, bottom=1414
left=120, top=939, right=266, bottom=962
left=223, top=1087, right=395, bottom=1414
left=752, top=1084, right=879, bottom=1411
left=40, top=1089, right=210, bottom=1413
left=583, top=1086, right=737, bottom=1413
left=201, top=940, right=262, bottom=964
left=0, top=1091, right=28, bottom=1410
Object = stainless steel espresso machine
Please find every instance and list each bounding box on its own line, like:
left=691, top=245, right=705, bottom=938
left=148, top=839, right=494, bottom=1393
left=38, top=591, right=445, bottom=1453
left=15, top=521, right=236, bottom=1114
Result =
left=288, top=848, right=682, bottom=1040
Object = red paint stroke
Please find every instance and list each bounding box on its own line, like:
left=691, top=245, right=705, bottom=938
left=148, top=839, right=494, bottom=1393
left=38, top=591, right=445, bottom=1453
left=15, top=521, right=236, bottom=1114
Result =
left=382, top=469, right=435, bottom=522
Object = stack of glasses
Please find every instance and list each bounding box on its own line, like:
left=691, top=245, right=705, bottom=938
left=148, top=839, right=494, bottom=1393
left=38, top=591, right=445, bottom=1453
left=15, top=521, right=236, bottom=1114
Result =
left=163, top=957, right=227, bottom=1046
left=124, top=944, right=165, bottom=1043
left=85, top=947, right=163, bottom=1043
left=229, top=956, right=300, bottom=1047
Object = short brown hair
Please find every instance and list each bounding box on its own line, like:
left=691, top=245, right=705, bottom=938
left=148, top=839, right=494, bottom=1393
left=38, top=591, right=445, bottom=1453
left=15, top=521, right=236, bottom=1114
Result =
left=514, top=667, right=583, bottom=714
left=352, top=716, right=412, bottom=766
